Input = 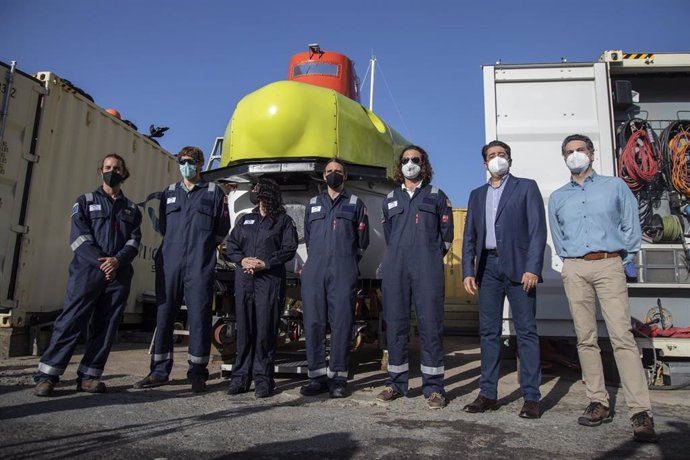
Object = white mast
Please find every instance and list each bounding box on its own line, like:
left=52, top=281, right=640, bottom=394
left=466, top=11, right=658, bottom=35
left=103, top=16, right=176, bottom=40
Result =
left=368, top=53, right=376, bottom=111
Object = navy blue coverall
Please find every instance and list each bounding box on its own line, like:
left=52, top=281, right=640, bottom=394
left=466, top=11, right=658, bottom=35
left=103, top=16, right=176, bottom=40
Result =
left=226, top=210, right=298, bottom=392
left=150, top=181, right=229, bottom=381
left=36, top=187, right=142, bottom=383
left=381, top=184, right=453, bottom=397
left=301, top=190, right=369, bottom=385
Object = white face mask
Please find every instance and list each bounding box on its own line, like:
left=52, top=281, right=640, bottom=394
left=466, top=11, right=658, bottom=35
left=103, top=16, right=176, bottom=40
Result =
left=487, top=157, right=510, bottom=177
left=565, top=151, right=591, bottom=174
left=402, top=162, right=421, bottom=179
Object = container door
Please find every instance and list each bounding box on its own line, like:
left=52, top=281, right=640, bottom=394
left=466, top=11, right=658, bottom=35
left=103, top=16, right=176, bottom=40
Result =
left=482, top=62, right=615, bottom=337
left=0, top=63, right=44, bottom=312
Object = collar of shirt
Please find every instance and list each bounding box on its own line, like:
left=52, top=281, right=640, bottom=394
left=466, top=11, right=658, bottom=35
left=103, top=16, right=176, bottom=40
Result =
left=323, top=188, right=348, bottom=203
left=401, top=181, right=423, bottom=197
left=569, top=170, right=598, bottom=188
left=96, top=186, right=124, bottom=201
left=487, top=173, right=510, bottom=189
left=179, top=180, right=207, bottom=193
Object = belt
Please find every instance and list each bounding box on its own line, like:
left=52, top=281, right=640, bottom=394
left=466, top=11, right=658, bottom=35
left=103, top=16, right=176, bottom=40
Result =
left=484, top=249, right=499, bottom=257
left=578, top=251, right=620, bottom=261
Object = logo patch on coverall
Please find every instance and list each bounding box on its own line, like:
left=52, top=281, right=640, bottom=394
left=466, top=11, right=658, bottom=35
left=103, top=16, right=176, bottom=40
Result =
left=387, top=201, right=398, bottom=209
left=89, top=204, right=102, bottom=212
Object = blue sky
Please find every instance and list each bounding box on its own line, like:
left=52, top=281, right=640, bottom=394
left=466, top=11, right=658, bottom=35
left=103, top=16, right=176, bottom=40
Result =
left=3, top=0, right=688, bottom=205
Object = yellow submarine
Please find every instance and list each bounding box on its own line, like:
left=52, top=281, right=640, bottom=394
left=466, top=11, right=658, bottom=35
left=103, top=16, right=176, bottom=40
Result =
left=216, top=43, right=409, bottom=181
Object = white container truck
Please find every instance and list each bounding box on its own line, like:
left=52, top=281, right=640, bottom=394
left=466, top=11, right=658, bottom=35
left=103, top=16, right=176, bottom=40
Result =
left=483, top=51, right=690, bottom=386
left=0, top=61, right=179, bottom=356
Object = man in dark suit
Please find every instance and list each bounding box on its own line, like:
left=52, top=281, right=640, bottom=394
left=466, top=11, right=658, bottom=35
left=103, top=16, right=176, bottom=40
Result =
left=462, top=140, right=546, bottom=418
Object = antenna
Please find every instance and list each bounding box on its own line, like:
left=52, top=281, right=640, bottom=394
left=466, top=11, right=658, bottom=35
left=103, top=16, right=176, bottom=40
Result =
left=369, top=51, right=376, bottom=111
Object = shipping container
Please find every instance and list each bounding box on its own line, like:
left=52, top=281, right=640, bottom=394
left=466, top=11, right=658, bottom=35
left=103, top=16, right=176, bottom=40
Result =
left=482, top=52, right=690, bottom=349
left=0, top=62, right=179, bottom=356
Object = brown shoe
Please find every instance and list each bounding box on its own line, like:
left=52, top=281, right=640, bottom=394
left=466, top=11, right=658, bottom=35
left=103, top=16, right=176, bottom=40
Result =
left=463, top=394, right=499, bottom=413
left=133, top=375, right=169, bottom=389
left=77, top=379, right=106, bottom=393
left=427, top=392, right=448, bottom=410
left=577, top=402, right=613, bottom=427
left=34, top=380, right=55, bottom=397
left=376, top=387, right=403, bottom=402
left=631, top=411, right=659, bottom=443
left=519, top=400, right=541, bottom=419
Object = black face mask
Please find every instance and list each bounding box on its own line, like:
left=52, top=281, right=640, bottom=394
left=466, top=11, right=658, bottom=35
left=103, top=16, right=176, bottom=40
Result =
left=103, top=171, right=124, bottom=187
left=326, top=172, right=344, bottom=189
left=249, top=190, right=260, bottom=205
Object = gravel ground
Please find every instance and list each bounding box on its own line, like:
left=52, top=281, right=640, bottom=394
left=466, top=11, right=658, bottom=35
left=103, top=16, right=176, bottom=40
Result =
left=1, top=335, right=688, bottom=459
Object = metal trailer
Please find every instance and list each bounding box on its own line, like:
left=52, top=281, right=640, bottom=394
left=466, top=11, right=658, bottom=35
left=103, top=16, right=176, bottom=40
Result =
left=0, top=61, right=179, bottom=357
left=483, top=51, right=690, bottom=385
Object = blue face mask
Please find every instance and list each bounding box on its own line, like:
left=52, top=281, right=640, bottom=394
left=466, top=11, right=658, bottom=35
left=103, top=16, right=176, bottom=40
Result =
left=179, top=163, right=197, bottom=179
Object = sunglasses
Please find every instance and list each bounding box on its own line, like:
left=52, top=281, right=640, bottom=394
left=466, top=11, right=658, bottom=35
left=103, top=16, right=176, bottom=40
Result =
left=178, top=158, right=198, bottom=166
left=401, top=157, right=422, bottom=165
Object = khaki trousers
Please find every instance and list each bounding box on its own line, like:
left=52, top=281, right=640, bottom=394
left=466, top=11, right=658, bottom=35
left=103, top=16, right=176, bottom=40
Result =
left=561, top=257, right=651, bottom=415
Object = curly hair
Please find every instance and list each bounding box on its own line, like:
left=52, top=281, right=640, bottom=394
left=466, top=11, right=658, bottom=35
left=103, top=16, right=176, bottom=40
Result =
left=176, top=146, right=205, bottom=165
left=393, top=145, right=433, bottom=184
left=255, top=177, right=285, bottom=226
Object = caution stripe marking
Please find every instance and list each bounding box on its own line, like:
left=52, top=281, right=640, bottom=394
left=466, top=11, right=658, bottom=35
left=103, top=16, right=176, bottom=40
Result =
left=623, top=53, right=655, bottom=60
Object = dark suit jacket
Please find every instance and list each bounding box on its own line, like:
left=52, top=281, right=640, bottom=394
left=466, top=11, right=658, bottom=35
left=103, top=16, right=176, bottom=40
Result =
left=461, top=174, right=547, bottom=284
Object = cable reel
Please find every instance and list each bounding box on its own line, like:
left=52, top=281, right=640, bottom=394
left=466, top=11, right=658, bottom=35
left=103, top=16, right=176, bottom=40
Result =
left=617, top=118, right=664, bottom=192
left=617, top=118, right=666, bottom=237
left=646, top=214, right=684, bottom=243
left=644, top=298, right=673, bottom=330
left=660, top=120, right=690, bottom=199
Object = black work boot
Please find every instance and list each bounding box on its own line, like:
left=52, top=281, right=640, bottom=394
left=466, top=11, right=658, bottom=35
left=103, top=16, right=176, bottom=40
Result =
left=300, top=380, right=328, bottom=396
left=190, top=377, right=207, bottom=393
left=329, top=382, right=349, bottom=398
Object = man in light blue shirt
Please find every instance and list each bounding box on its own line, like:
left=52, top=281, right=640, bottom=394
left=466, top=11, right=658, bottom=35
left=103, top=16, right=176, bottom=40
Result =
left=548, top=134, right=657, bottom=443
left=549, top=171, right=640, bottom=264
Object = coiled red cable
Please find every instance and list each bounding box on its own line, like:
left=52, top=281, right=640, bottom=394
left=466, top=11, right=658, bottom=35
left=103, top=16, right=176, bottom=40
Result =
left=618, top=128, right=661, bottom=191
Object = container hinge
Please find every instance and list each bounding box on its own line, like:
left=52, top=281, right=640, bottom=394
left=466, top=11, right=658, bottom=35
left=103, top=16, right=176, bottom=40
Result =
left=11, top=224, right=29, bottom=234
left=32, top=85, right=49, bottom=95
left=22, top=152, right=39, bottom=163
left=0, top=299, right=18, bottom=310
